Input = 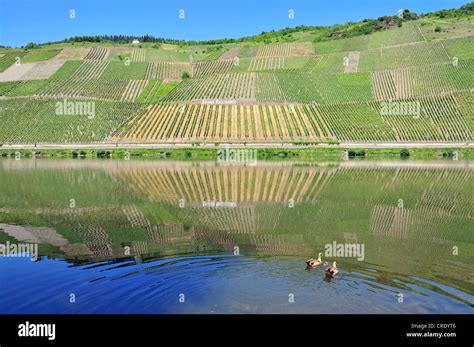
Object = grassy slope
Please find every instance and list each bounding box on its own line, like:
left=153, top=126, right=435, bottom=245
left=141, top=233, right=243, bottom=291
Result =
left=100, top=62, right=147, bottom=80
left=22, top=49, right=61, bottom=62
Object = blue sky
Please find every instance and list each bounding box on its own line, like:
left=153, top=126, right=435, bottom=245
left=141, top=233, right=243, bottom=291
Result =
left=0, top=0, right=470, bottom=47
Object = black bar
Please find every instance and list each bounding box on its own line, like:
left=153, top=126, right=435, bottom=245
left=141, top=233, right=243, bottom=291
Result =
left=0, top=314, right=472, bottom=346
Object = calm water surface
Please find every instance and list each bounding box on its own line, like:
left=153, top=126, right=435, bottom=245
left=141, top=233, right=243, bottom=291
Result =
left=0, top=159, right=472, bottom=313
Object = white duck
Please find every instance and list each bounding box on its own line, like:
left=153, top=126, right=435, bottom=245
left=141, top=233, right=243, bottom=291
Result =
left=306, top=253, right=323, bottom=267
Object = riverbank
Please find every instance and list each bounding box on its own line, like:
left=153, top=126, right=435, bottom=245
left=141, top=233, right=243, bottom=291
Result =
left=0, top=144, right=472, bottom=160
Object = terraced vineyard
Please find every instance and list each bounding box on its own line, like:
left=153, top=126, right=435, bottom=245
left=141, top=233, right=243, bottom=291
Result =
left=249, top=57, right=286, bottom=71
left=113, top=103, right=335, bottom=142
left=131, top=48, right=146, bottom=62
left=315, top=102, right=397, bottom=141
left=358, top=41, right=451, bottom=71
left=192, top=60, right=234, bottom=76
left=375, top=93, right=473, bottom=141
left=84, top=47, right=110, bottom=60
left=135, top=80, right=162, bottom=103
left=70, top=60, right=109, bottom=79
left=0, top=80, right=49, bottom=96
left=371, top=60, right=474, bottom=100
left=145, top=61, right=191, bottom=80
left=0, top=52, right=25, bottom=72
left=0, top=6, right=472, bottom=144
left=36, top=78, right=130, bottom=100
left=161, top=73, right=256, bottom=102
left=0, top=99, right=144, bottom=143
left=247, top=56, right=318, bottom=72
left=121, top=80, right=149, bottom=101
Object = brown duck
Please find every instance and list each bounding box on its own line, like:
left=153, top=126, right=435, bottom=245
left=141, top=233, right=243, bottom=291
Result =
left=306, top=253, right=323, bottom=267
left=325, top=261, right=338, bottom=277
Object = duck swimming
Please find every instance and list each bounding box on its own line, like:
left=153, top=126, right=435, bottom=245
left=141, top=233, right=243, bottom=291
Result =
left=306, top=253, right=323, bottom=267
left=325, top=261, right=338, bottom=277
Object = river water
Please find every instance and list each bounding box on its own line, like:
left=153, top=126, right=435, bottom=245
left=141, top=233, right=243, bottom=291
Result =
left=0, top=159, right=472, bottom=313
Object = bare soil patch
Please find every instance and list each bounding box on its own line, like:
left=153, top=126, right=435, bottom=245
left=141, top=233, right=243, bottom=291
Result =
left=20, top=60, right=66, bottom=80
left=53, top=47, right=91, bottom=60
left=219, top=47, right=241, bottom=60
left=344, top=51, right=360, bottom=73
left=0, top=63, right=36, bottom=81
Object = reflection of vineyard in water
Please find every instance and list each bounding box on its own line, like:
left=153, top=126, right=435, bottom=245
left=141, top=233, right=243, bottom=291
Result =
left=0, top=160, right=472, bottom=300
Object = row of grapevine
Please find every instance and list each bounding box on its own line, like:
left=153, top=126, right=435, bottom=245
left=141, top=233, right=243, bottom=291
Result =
left=121, top=80, right=149, bottom=102
left=371, top=70, right=398, bottom=100
left=114, top=103, right=334, bottom=142
left=255, top=73, right=285, bottom=101
left=0, top=80, right=48, bottom=96
left=131, top=48, right=146, bottom=62
left=372, top=99, right=442, bottom=142
left=233, top=56, right=321, bottom=73
left=112, top=92, right=473, bottom=143
left=253, top=43, right=314, bottom=58
left=372, top=60, right=474, bottom=101
left=161, top=73, right=256, bottom=102
left=0, top=98, right=143, bottom=143
left=456, top=92, right=474, bottom=130
left=145, top=61, right=191, bottom=80
left=443, top=35, right=474, bottom=60
left=375, top=94, right=473, bottom=142
left=0, top=81, right=23, bottom=94
left=256, top=44, right=291, bottom=57
left=271, top=72, right=374, bottom=104
left=159, top=71, right=376, bottom=104
left=135, top=79, right=162, bottom=103
left=259, top=72, right=317, bottom=103
left=84, top=47, right=110, bottom=60
left=192, top=60, right=233, bottom=77
left=359, top=41, right=450, bottom=71
left=0, top=52, right=25, bottom=72
left=311, top=52, right=347, bottom=73
left=70, top=60, right=109, bottom=79
left=36, top=78, right=129, bottom=100
left=48, top=61, right=83, bottom=80
left=249, top=57, right=285, bottom=71
left=314, top=102, right=397, bottom=142
left=422, top=95, right=472, bottom=141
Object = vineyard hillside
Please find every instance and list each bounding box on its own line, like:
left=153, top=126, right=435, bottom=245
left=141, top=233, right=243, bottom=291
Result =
left=0, top=5, right=473, bottom=145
